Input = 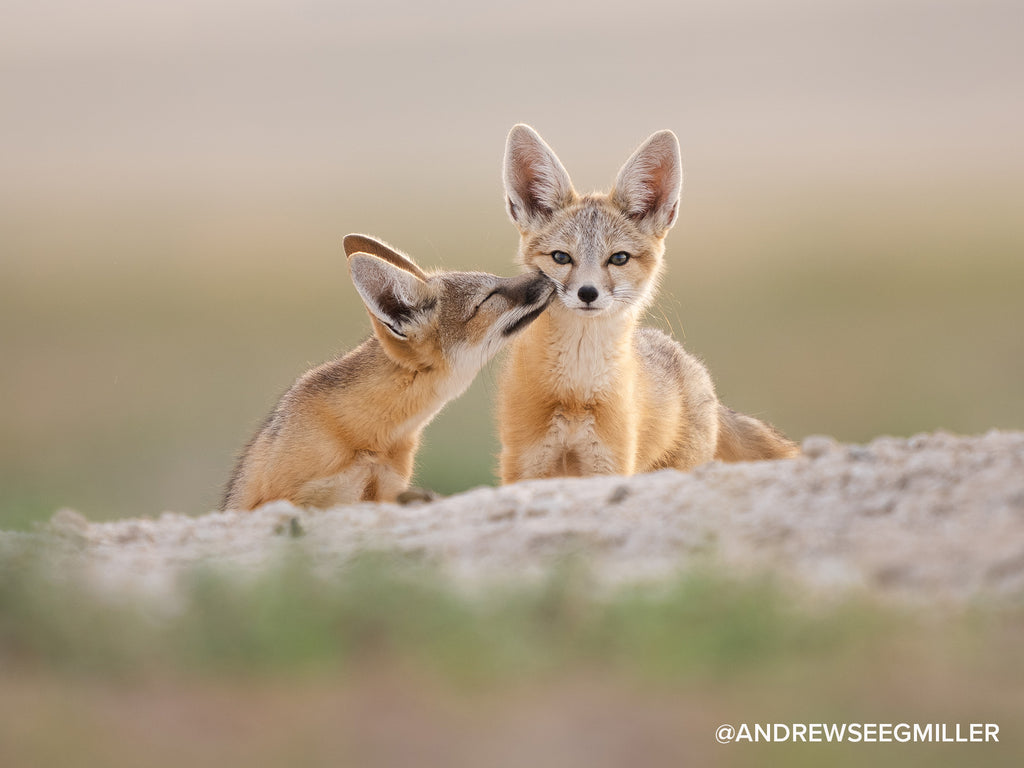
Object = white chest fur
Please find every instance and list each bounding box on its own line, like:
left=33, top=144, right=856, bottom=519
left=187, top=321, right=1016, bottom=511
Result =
left=544, top=309, right=635, bottom=402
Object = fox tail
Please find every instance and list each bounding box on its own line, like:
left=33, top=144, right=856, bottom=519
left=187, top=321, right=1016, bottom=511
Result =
left=714, top=404, right=800, bottom=462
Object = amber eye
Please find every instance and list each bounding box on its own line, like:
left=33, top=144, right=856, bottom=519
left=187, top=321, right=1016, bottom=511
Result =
left=551, top=251, right=573, bottom=265
left=609, top=251, right=630, bottom=266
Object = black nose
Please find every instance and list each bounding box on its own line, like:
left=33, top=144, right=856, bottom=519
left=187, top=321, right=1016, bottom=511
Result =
left=577, top=285, right=598, bottom=304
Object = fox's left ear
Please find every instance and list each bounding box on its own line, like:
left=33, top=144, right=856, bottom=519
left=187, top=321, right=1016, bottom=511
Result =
left=343, top=234, right=429, bottom=281
left=348, top=253, right=429, bottom=340
left=611, top=130, right=682, bottom=236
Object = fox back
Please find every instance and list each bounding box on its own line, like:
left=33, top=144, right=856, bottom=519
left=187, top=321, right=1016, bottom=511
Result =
left=497, top=125, right=797, bottom=483
left=223, top=234, right=553, bottom=511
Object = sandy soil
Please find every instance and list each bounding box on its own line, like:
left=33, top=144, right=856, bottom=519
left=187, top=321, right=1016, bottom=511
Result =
left=12, top=430, right=1024, bottom=605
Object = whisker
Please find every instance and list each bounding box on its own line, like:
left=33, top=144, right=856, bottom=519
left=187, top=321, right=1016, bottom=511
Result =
left=610, top=287, right=644, bottom=308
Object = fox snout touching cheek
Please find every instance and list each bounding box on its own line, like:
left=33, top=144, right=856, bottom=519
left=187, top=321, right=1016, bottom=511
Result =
left=222, top=234, right=554, bottom=511
left=498, top=124, right=798, bottom=484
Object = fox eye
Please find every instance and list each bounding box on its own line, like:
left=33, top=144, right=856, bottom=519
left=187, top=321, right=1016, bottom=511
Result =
left=608, top=251, right=630, bottom=266
left=551, top=251, right=573, bottom=265
left=467, top=290, right=498, bottom=320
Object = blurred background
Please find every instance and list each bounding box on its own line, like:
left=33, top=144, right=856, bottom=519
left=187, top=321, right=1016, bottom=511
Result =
left=2, top=0, right=1022, bottom=527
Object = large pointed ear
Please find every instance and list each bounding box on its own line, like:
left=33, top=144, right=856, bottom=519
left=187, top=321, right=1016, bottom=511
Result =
left=503, top=124, right=575, bottom=230
left=611, top=130, right=682, bottom=236
left=343, top=234, right=429, bottom=281
left=348, top=253, right=430, bottom=340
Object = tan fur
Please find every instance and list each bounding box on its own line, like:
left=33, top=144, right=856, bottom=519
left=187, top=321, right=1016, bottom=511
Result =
left=498, top=125, right=798, bottom=484
left=223, top=234, right=554, bottom=511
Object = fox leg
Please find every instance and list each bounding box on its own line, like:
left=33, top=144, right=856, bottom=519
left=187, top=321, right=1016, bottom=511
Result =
left=295, top=465, right=370, bottom=508
left=502, top=411, right=633, bottom=482
left=294, top=459, right=409, bottom=507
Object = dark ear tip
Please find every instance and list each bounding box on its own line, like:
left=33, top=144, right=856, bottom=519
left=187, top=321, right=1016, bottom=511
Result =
left=343, top=233, right=374, bottom=257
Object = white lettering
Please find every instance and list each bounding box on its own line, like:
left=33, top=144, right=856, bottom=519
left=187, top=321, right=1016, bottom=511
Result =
left=720, top=721, right=1000, bottom=745
left=822, top=723, right=844, bottom=742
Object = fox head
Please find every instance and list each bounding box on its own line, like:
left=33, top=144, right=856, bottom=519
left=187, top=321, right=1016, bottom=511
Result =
left=343, top=233, right=554, bottom=390
left=502, top=124, right=681, bottom=318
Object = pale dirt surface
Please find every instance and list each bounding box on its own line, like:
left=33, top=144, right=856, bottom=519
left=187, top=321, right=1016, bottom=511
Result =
left=10, top=430, right=1024, bottom=606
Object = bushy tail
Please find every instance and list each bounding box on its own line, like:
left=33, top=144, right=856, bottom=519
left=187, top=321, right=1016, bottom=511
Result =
left=715, top=404, right=800, bottom=462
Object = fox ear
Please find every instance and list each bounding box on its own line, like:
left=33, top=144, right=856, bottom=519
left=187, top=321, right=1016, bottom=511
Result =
left=503, top=124, right=575, bottom=230
left=612, top=130, right=682, bottom=236
left=348, top=253, right=429, bottom=340
left=343, top=234, right=429, bottom=281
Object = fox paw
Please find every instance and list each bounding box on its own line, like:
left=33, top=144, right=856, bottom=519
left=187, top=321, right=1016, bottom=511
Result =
left=396, top=487, right=441, bottom=505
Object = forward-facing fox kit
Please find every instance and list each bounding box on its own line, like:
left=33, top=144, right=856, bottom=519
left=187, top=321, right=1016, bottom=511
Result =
left=498, top=124, right=798, bottom=483
left=223, top=127, right=797, bottom=511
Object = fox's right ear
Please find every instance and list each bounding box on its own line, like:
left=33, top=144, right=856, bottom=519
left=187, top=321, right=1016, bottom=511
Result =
left=503, top=124, right=575, bottom=230
left=611, top=130, right=682, bottom=236
left=348, top=253, right=429, bottom=340
left=343, top=234, right=429, bottom=281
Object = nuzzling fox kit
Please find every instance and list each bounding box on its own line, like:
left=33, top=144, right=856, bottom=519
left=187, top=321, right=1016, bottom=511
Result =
left=498, top=124, right=798, bottom=483
left=223, top=234, right=554, bottom=511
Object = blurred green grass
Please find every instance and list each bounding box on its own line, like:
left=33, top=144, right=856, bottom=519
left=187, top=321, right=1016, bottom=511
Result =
left=0, top=545, right=1018, bottom=689
left=0, top=548, right=864, bottom=682
left=1, top=180, right=1022, bottom=526
left=1, top=548, right=1021, bottom=766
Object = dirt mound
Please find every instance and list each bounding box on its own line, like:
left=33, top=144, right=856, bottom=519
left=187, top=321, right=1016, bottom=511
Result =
left=15, top=431, right=1024, bottom=605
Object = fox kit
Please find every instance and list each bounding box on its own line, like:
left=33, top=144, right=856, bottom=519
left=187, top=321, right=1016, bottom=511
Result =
left=498, top=124, right=798, bottom=483
left=223, top=234, right=554, bottom=511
